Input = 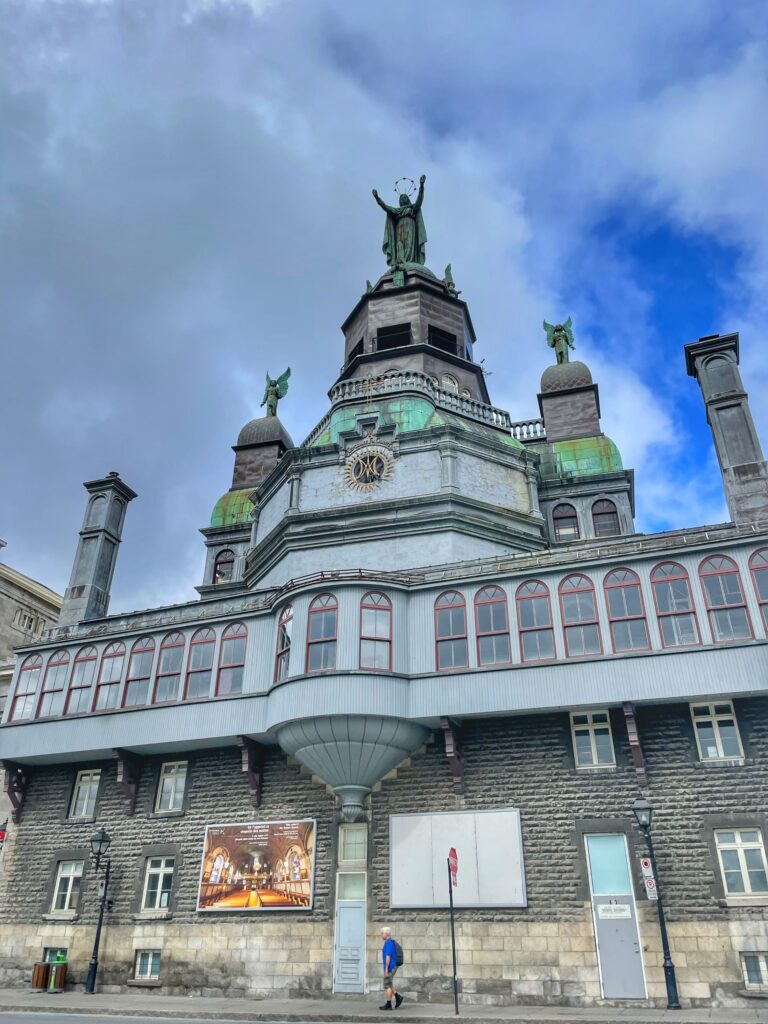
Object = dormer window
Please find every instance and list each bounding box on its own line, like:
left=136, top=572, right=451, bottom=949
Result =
left=213, top=550, right=235, bottom=584
left=375, top=323, right=411, bottom=351
left=552, top=503, right=580, bottom=542
left=592, top=499, right=620, bottom=537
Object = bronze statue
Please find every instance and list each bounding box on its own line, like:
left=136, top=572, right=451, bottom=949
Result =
left=261, top=367, right=291, bottom=418
left=372, top=175, right=427, bottom=269
left=543, top=318, right=575, bottom=365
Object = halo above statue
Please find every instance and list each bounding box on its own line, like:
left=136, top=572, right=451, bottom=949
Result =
left=393, top=177, right=417, bottom=198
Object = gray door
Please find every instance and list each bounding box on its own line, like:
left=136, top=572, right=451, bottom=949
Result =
left=334, top=900, right=366, bottom=992
left=585, top=833, right=646, bottom=999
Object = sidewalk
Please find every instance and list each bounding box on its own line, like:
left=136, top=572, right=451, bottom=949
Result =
left=1, top=990, right=767, bottom=1024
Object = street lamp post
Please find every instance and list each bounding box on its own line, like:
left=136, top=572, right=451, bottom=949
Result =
left=85, top=828, right=112, bottom=995
left=632, top=797, right=681, bottom=1010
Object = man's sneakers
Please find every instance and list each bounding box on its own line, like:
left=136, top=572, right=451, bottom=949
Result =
left=395, top=994, right=404, bottom=1009
left=379, top=1002, right=392, bottom=1011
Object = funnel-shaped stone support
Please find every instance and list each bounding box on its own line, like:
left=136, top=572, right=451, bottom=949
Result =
left=276, top=715, right=430, bottom=822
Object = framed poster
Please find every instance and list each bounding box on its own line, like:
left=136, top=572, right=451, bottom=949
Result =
left=197, top=819, right=316, bottom=912
left=389, top=808, right=526, bottom=908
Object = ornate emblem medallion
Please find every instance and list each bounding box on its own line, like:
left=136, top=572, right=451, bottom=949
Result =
left=343, top=438, right=395, bottom=492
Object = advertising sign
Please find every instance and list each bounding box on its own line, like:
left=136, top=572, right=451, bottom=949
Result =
left=197, top=819, right=316, bottom=912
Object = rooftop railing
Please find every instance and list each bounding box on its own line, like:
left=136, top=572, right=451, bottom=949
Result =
left=510, top=418, right=546, bottom=442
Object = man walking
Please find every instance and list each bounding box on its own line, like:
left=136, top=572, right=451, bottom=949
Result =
left=379, top=926, right=403, bottom=1010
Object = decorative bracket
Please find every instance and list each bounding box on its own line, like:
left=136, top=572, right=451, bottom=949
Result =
left=113, top=749, right=142, bottom=816
left=440, top=718, right=465, bottom=795
left=622, top=702, right=648, bottom=788
left=1, top=761, right=28, bottom=824
left=238, top=736, right=266, bottom=809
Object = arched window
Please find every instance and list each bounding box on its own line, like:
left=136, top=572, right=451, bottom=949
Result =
left=360, top=592, right=392, bottom=671
left=651, top=562, right=700, bottom=648
left=124, top=637, right=155, bottom=707
left=474, top=586, right=511, bottom=666
left=699, top=555, right=752, bottom=642
left=213, top=550, right=235, bottom=584
left=153, top=632, right=185, bottom=703
left=185, top=628, right=216, bottom=699
left=604, top=569, right=649, bottom=652
left=65, top=646, right=98, bottom=715
left=37, top=650, right=70, bottom=718
left=85, top=494, right=107, bottom=528
left=559, top=575, right=602, bottom=657
left=217, top=623, right=247, bottom=695
left=592, top=499, right=620, bottom=538
left=749, top=549, right=768, bottom=632
left=435, top=591, right=468, bottom=670
left=93, top=642, right=126, bottom=711
left=10, top=654, right=43, bottom=721
left=516, top=580, right=555, bottom=662
left=552, top=503, right=580, bottom=542
left=306, top=595, right=337, bottom=672
left=274, top=606, right=293, bottom=682
left=441, top=374, right=459, bottom=393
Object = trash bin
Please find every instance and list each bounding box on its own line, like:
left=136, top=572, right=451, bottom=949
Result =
left=48, top=961, right=67, bottom=992
left=31, top=962, right=51, bottom=990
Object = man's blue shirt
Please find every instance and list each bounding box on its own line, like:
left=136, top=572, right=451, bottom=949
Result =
left=382, top=937, right=397, bottom=970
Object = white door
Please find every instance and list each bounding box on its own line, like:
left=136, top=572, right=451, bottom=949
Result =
left=333, top=872, right=366, bottom=993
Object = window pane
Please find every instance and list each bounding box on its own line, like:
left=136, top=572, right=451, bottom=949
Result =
left=695, top=721, right=719, bottom=759
left=743, top=954, right=762, bottom=986
left=711, top=607, right=751, bottom=641
left=586, top=835, right=631, bottom=894
left=574, top=730, right=593, bottom=766
left=562, top=591, right=596, bottom=623
left=222, top=636, right=246, bottom=665
left=218, top=666, right=243, bottom=694
left=522, top=629, right=554, bottom=661
left=566, top=624, right=600, bottom=656
left=594, top=728, right=614, bottom=765
left=656, top=580, right=691, bottom=613
left=189, top=643, right=214, bottom=671
left=438, top=638, right=467, bottom=669
left=186, top=670, right=211, bottom=698
left=661, top=613, right=697, bottom=646
left=744, top=850, right=768, bottom=892
left=754, top=566, right=768, bottom=601
left=337, top=873, right=366, bottom=899
left=308, top=641, right=336, bottom=671
left=360, top=638, right=389, bottom=670
left=362, top=607, right=389, bottom=639
left=719, top=720, right=741, bottom=757
left=155, top=674, right=180, bottom=702
left=159, top=646, right=183, bottom=673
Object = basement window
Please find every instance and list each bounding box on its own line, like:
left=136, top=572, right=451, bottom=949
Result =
left=134, top=950, right=161, bottom=981
left=376, top=323, right=411, bottom=351
left=741, top=952, right=768, bottom=991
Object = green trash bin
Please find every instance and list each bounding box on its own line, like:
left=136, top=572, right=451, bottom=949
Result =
left=48, top=957, right=67, bottom=993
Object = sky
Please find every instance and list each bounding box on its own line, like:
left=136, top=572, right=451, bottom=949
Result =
left=1, top=0, right=767, bottom=613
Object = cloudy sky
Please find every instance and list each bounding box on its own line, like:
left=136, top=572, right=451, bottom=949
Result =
left=2, top=0, right=767, bottom=613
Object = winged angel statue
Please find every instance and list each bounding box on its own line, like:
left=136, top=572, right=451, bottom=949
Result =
left=261, top=367, right=291, bottom=417
left=543, top=317, right=575, bottom=365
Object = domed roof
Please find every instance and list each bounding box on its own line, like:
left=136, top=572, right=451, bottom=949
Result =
left=540, top=360, right=593, bottom=394
left=236, top=415, right=294, bottom=449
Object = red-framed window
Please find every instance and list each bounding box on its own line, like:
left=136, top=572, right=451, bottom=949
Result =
left=10, top=654, right=43, bottom=721
left=65, top=646, right=98, bottom=715
left=435, top=591, right=468, bottom=670
left=184, top=628, right=216, bottom=700
left=699, top=555, right=753, bottom=642
left=559, top=574, right=602, bottom=657
left=36, top=650, right=70, bottom=718
left=516, top=580, right=555, bottom=662
left=360, top=592, right=392, bottom=671
left=123, top=637, right=155, bottom=707
left=217, top=623, right=247, bottom=695
left=592, top=499, right=620, bottom=537
left=474, top=586, right=511, bottom=666
left=749, top=549, right=768, bottom=632
left=552, top=503, right=580, bottom=542
left=650, top=562, right=700, bottom=648
left=153, top=632, right=185, bottom=704
left=306, top=594, right=338, bottom=672
left=274, top=605, right=293, bottom=682
left=604, top=568, right=650, bottom=652
left=93, top=642, right=126, bottom=711
left=213, top=549, right=235, bottom=584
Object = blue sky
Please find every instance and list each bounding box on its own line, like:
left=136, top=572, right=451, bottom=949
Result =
left=1, top=0, right=767, bottom=611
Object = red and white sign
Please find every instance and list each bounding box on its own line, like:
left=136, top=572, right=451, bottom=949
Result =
left=640, top=857, right=653, bottom=879
left=644, top=876, right=658, bottom=901
left=448, top=847, right=458, bottom=887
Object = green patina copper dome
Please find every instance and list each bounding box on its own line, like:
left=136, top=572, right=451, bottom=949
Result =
left=534, top=435, right=623, bottom=481
left=211, top=488, right=255, bottom=527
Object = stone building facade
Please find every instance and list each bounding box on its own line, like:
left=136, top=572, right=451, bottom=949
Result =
left=1, top=199, right=768, bottom=1008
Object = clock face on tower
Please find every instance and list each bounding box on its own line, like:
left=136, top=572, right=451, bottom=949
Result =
left=343, top=440, right=395, bottom=492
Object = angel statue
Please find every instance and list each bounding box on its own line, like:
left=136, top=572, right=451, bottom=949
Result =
left=261, top=367, right=291, bottom=418
left=372, top=174, right=427, bottom=268
left=543, top=317, right=575, bottom=365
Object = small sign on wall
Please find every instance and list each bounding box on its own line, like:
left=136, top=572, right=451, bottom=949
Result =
left=597, top=903, right=632, bottom=919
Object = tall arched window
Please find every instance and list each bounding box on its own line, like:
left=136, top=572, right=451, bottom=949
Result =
left=435, top=591, right=468, bottom=670
left=360, top=592, right=392, bottom=671
left=552, top=503, right=580, bottom=542
left=274, top=606, right=293, bottom=682
left=651, top=562, right=700, bottom=648
left=516, top=580, right=555, bottom=662
left=10, top=654, right=43, bottom=721
left=604, top=569, right=649, bottom=652
left=185, top=628, right=216, bottom=699
left=474, top=586, right=511, bottom=666
left=559, top=575, right=602, bottom=657
left=217, top=623, right=247, bottom=695
left=699, top=555, right=752, bottom=642
left=93, top=642, right=126, bottom=711
left=37, top=650, right=70, bottom=718
left=153, top=632, right=185, bottom=703
left=65, top=646, right=98, bottom=715
left=123, top=637, right=155, bottom=707
left=749, top=549, right=768, bottom=632
left=213, top=550, right=235, bottom=584
left=592, top=499, right=620, bottom=537
left=306, top=595, right=337, bottom=672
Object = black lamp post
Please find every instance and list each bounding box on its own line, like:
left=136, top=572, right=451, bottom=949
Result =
left=632, top=797, right=681, bottom=1010
left=85, top=828, right=112, bottom=995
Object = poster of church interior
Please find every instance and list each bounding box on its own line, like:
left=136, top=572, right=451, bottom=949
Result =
left=197, top=819, right=315, bottom=911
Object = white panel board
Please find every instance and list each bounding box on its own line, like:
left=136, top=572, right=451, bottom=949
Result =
left=390, top=809, right=526, bottom=908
